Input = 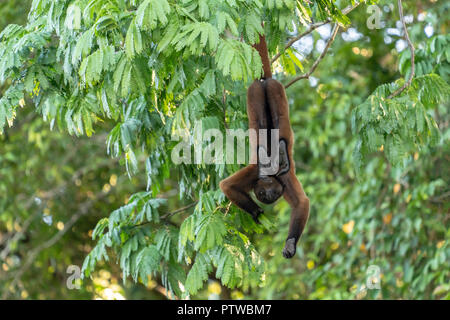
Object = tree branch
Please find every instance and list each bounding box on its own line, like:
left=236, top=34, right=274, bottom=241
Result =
left=285, top=24, right=340, bottom=89
left=134, top=201, right=198, bottom=228
left=387, top=0, right=415, bottom=99
left=271, top=2, right=361, bottom=64
left=271, top=23, right=325, bottom=65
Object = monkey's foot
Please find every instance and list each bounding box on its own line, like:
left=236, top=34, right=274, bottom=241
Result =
left=282, top=238, right=296, bottom=259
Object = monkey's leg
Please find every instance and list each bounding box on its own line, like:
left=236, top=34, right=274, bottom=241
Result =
left=219, top=164, right=262, bottom=222
left=247, top=80, right=268, bottom=165
left=276, top=139, right=290, bottom=176
left=263, top=78, right=291, bottom=131
left=263, top=79, right=294, bottom=177
left=247, top=80, right=268, bottom=129
left=278, top=171, right=310, bottom=258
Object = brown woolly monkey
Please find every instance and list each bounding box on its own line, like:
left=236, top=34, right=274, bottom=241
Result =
left=219, top=35, right=310, bottom=259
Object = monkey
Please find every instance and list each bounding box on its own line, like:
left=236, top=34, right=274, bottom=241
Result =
left=219, top=35, right=310, bottom=258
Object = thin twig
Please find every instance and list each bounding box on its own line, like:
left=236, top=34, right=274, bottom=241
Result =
left=341, top=2, right=362, bottom=15
left=222, top=88, right=229, bottom=129
left=224, top=202, right=232, bottom=216
left=285, top=24, right=340, bottom=89
left=160, top=201, right=198, bottom=219
left=134, top=201, right=198, bottom=228
left=271, top=23, right=327, bottom=64
left=387, top=0, right=415, bottom=99
left=271, top=2, right=361, bottom=64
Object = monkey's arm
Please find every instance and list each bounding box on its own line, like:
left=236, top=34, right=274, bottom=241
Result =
left=219, top=164, right=262, bottom=222
left=220, top=81, right=266, bottom=221
left=278, top=170, right=310, bottom=258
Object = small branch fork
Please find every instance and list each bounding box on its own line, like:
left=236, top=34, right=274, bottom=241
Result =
left=387, top=0, right=415, bottom=99
left=253, top=4, right=360, bottom=88
left=271, top=2, right=361, bottom=65
left=278, top=2, right=361, bottom=89
left=285, top=23, right=340, bottom=89
left=270, top=22, right=326, bottom=65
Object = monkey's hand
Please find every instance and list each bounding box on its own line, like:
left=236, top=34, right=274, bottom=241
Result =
left=282, top=238, right=297, bottom=259
left=251, top=207, right=263, bottom=224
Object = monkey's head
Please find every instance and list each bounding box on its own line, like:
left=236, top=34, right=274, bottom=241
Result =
left=254, top=176, right=284, bottom=204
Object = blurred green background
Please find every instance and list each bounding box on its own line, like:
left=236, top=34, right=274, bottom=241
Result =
left=0, top=0, right=448, bottom=300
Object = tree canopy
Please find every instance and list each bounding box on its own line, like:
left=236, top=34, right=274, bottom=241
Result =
left=0, top=0, right=448, bottom=299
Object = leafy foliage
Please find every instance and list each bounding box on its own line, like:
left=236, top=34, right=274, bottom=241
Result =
left=352, top=72, right=448, bottom=173
left=352, top=31, right=450, bottom=174
left=1, top=0, right=448, bottom=300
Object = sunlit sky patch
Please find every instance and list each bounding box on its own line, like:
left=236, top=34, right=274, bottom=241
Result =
left=386, top=28, right=401, bottom=37
left=287, top=11, right=434, bottom=65
left=424, top=24, right=434, bottom=37
left=342, top=28, right=363, bottom=42
left=316, top=24, right=331, bottom=39
left=309, top=76, right=318, bottom=87
left=315, top=39, right=325, bottom=53
left=42, top=214, right=52, bottom=225
left=384, top=35, right=393, bottom=44
left=418, top=12, right=426, bottom=22
left=292, top=34, right=314, bottom=57
left=396, top=39, right=407, bottom=52
left=404, top=15, right=414, bottom=24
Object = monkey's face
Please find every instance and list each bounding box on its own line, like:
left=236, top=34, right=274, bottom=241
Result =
left=254, top=177, right=283, bottom=204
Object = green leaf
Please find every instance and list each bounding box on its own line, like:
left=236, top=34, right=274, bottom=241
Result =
left=194, top=213, right=227, bottom=252
left=72, top=28, right=94, bottom=66
left=136, top=0, right=171, bottom=31
left=125, top=19, right=143, bottom=59
left=135, top=245, right=162, bottom=282
left=185, top=253, right=211, bottom=294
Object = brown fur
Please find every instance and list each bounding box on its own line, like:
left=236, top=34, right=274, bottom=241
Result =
left=220, top=78, right=310, bottom=259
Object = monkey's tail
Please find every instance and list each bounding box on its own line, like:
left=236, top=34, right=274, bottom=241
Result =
left=253, top=34, right=272, bottom=80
